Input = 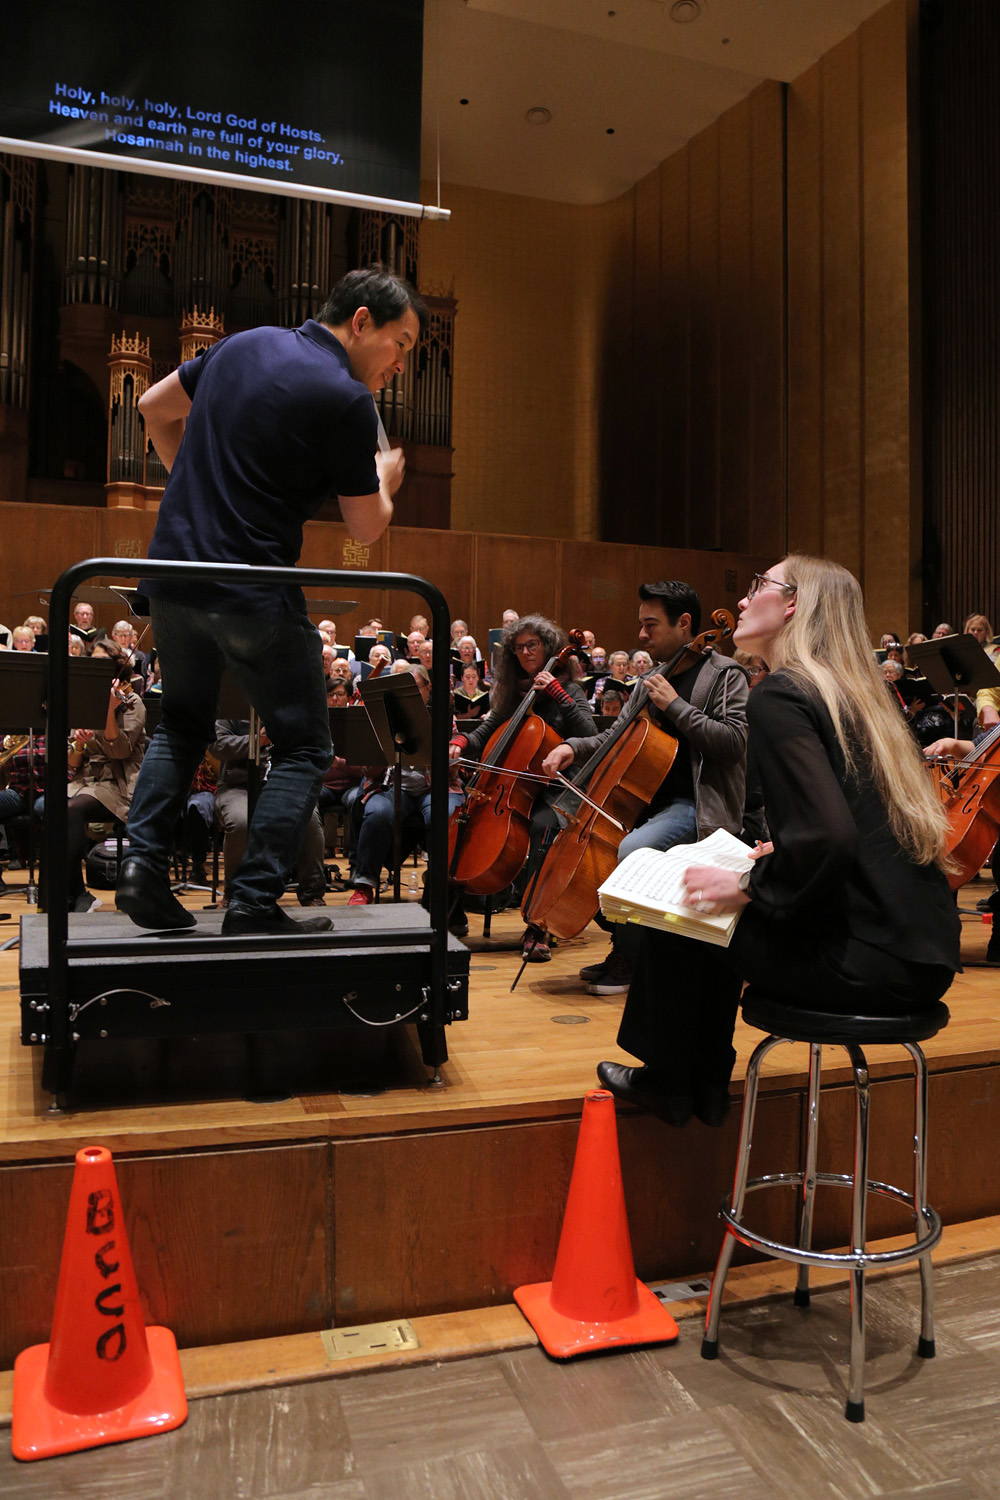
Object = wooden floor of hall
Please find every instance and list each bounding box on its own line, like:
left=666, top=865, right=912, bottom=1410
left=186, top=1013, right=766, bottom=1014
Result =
left=2, top=1252, right=1000, bottom=1496
left=1, top=869, right=999, bottom=1159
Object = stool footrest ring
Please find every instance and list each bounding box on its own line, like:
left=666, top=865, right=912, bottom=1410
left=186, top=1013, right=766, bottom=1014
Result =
left=719, top=1170, right=942, bottom=1270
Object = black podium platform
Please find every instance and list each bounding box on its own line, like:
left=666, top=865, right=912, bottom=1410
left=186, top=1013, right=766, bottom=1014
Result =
left=32, top=555, right=461, bottom=1106
left=20, top=906, right=469, bottom=1083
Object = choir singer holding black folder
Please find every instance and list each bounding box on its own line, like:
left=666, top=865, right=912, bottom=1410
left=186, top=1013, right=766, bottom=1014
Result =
left=597, top=555, right=961, bottom=1129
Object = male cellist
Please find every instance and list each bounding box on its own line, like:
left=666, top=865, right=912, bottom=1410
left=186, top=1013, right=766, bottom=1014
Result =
left=541, top=581, right=749, bottom=993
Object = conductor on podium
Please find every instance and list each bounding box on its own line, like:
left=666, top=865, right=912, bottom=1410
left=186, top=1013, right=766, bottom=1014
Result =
left=116, top=267, right=426, bottom=935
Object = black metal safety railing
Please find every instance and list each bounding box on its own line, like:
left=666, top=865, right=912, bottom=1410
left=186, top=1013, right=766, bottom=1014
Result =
left=43, top=559, right=454, bottom=1058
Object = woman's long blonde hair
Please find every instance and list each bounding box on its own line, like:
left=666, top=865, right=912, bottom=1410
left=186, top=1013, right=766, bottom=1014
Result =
left=769, top=554, right=950, bottom=867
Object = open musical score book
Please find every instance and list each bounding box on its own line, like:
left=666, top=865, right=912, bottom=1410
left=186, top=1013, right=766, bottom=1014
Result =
left=598, top=829, right=755, bottom=948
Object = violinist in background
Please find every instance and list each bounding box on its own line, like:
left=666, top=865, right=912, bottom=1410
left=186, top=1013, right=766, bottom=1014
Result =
left=542, top=581, right=748, bottom=996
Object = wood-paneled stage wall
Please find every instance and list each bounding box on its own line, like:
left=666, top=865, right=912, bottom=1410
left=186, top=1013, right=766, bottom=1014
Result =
left=593, top=0, right=923, bottom=638
left=0, top=502, right=772, bottom=653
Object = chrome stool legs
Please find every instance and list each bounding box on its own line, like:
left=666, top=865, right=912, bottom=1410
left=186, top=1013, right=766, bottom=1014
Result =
left=701, top=1034, right=941, bottom=1423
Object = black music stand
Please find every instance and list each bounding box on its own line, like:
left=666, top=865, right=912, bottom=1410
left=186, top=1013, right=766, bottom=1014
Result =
left=358, top=676, right=433, bottom=901
left=907, top=635, right=1000, bottom=737
left=325, top=708, right=386, bottom=890
left=328, top=707, right=385, bottom=764
left=0, top=654, right=114, bottom=913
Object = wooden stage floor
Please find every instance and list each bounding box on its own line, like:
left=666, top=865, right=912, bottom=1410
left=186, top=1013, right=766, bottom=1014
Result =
left=2, top=873, right=998, bottom=1157
left=1, top=869, right=998, bottom=1363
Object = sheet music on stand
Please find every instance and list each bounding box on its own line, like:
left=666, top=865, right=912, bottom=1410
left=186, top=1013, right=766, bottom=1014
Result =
left=907, top=635, right=1000, bottom=737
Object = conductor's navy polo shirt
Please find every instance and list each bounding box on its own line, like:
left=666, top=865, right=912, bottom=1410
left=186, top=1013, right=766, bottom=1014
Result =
left=142, top=320, right=379, bottom=616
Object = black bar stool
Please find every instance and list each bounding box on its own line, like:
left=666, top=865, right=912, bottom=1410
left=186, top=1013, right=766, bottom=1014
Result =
left=701, top=989, right=950, bottom=1422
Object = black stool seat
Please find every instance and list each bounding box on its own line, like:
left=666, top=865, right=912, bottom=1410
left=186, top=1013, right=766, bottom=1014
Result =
left=740, top=989, right=950, bottom=1047
left=702, top=984, right=948, bottom=1422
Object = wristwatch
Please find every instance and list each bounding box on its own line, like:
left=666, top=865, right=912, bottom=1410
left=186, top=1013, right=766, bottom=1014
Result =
left=738, top=868, right=753, bottom=897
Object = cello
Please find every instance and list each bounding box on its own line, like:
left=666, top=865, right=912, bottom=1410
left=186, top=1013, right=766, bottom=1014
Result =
left=931, top=725, right=1000, bottom=890
left=522, top=609, right=735, bottom=940
left=447, top=630, right=586, bottom=896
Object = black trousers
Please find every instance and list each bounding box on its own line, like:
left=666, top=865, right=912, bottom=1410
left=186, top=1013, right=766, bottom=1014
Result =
left=616, top=909, right=954, bottom=1097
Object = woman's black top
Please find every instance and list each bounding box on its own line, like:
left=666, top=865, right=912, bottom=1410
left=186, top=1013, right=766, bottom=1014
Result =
left=462, top=677, right=595, bottom=761
left=744, top=672, right=960, bottom=972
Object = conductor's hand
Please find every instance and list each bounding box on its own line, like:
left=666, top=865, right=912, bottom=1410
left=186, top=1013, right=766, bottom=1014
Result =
left=376, top=446, right=406, bottom=498
left=542, top=743, right=575, bottom=779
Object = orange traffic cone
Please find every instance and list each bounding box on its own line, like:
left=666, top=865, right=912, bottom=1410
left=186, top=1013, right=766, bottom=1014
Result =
left=12, top=1145, right=187, bottom=1461
left=514, top=1089, right=679, bottom=1357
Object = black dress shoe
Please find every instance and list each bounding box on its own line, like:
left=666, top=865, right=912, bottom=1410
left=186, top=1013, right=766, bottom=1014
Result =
left=221, top=905, right=333, bottom=936
left=596, top=1061, right=692, bottom=1127
left=693, top=1083, right=732, bottom=1128
left=116, top=858, right=195, bottom=930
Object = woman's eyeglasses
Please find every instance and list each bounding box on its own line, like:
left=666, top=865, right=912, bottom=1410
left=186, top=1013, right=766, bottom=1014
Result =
left=747, top=574, right=797, bottom=601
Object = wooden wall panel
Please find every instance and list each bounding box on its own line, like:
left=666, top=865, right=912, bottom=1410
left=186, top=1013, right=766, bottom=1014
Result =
left=631, top=169, right=663, bottom=527
left=0, top=1144, right=330, bottom=1366
left=0, top=503, right=772, bottom=667
left=659, top=149, right=691, bottom=549
left=786, top=63, right=824, bottom=555
left=599, top=81, right=786, bottom=564
left=922, top=0, right=1000, bottom=630
left=749, top=83, right=788, bottom=556
left=785, top=0, right=920, bottom=634
left=686, top=125, right=721, bottom=551
left=810, top=1066, right=1000, bottom=1246
left=383, top=527, right=476, bottom=639
left=333, top=1122, right=578, bottom=1320
left=475, top=534, right=560, bottom=640
left=559, top=539, right=637, bottom=650
left=632, top=547, right=766, bottom=638
left=621, top=1091, right=802, bottom=1279
left=99, top=509, right=157, bottom=562
left=820, top=31, right=863, bottom=578
left=862, top=0, right=920, bottom=636
left=299, top=520, right=386, bottom=643
left=718, top=97, right=754, bottom=556
left=0, top=504, right=99, bottom=640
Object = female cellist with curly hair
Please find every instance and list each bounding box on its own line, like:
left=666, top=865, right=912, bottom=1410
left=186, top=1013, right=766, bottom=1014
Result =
left=598, top=555, right=961, bottom=1128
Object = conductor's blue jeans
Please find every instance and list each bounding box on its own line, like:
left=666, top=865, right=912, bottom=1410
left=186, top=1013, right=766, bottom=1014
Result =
left=125, top=599, right=331, bottom=913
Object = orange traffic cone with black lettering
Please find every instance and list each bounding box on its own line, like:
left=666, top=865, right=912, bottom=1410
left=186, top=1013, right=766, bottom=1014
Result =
left=12, top=1145, right=187, bottom=1461
left=514, top=1089, right=679, bottom=1357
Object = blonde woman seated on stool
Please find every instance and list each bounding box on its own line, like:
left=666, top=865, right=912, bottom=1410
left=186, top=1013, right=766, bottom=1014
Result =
left=597, top=556, right=960, bottom=1129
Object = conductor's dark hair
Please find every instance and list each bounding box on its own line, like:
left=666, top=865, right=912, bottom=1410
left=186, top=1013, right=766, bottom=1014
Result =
left=318, top=267, right=428, bottom=336
left=638, top=581, right=701, bottom=635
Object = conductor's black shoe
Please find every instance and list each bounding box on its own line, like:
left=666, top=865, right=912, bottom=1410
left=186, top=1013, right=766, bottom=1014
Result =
left=116, top=858, right=196, bottom=930
left=693, top=1083, right=732, bottom=1128
left=221, top=904, right=333, bottom=936
left=596, top=1061, right=692, bottom=1127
